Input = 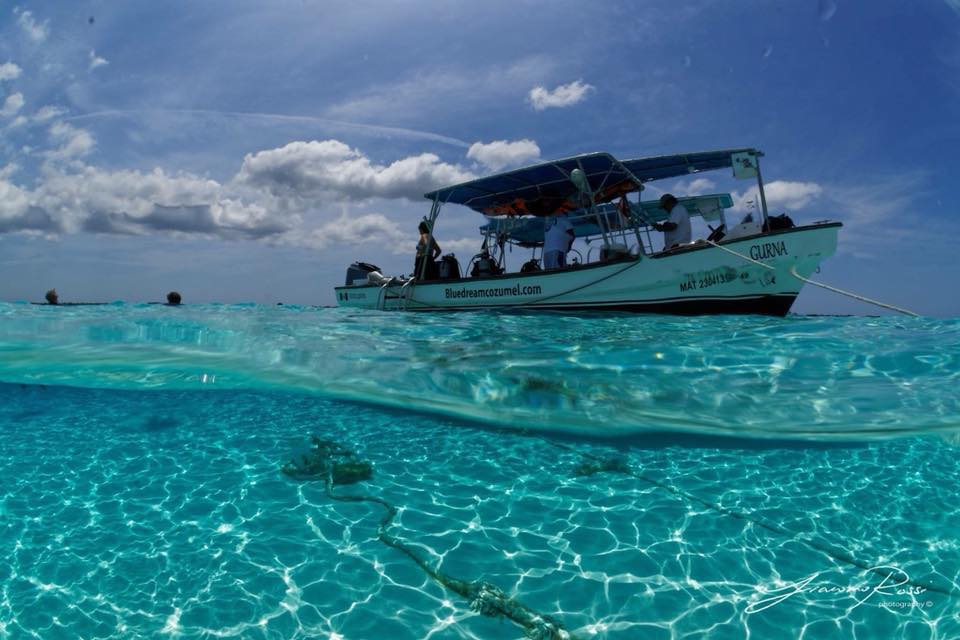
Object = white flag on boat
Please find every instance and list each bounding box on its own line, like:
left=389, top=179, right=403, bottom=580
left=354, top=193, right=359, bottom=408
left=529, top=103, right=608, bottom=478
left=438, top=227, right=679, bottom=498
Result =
left=731, top=152, right=758, bottom=179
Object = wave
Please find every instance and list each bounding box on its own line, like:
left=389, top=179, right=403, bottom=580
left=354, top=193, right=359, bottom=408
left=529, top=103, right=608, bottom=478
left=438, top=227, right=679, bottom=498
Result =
left=1, top=303, right=957, bottom=440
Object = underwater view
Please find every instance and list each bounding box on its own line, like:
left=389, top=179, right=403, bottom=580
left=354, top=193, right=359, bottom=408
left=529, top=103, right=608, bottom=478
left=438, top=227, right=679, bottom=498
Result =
left=1, top=303, right=958, bottom=639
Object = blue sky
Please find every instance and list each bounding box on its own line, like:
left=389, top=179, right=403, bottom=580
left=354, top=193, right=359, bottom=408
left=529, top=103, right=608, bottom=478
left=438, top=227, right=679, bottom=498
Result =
left=1, top=1, right=959, bottom=314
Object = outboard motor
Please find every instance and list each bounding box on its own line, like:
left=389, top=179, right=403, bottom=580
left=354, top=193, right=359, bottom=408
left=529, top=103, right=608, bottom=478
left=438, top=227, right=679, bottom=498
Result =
left=345, top=261, right=381, bottom=285
left=367, top=271, right=390, bottom=285
left=438, top=254, right=461, bottom=280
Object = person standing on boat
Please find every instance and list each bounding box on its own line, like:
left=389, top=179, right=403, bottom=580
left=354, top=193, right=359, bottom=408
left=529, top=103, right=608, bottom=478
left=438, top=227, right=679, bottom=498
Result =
left=652, top=194, right=691, bottom=250
left=543, top=216, right=574, bottom=269
left=415, top=221, right=441, bottom=280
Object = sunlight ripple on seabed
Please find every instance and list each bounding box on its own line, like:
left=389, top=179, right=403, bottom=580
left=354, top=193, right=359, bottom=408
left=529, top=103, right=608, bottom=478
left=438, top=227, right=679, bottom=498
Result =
left=0, top=385, right=957, bottom=639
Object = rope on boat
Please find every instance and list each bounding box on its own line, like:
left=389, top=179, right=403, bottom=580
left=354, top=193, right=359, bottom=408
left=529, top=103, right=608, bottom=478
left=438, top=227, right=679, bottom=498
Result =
left=395, top=251, right=641, bottom=311
left=556, top=443, right=955, bottom=598
left=515, top=259, right=641, bottom=309
left=705, top=240, right=919, bottom=317
left=283, top=437, right=580, bottom=640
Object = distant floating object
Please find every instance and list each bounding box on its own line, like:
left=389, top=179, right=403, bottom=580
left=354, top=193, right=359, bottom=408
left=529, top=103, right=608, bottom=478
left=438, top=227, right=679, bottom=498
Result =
left=88, top=16, right=95, bottom=25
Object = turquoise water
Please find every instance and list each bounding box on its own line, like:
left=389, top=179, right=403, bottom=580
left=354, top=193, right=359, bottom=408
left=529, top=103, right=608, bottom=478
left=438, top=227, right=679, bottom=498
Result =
left=1, top=303, right=958, bottom=638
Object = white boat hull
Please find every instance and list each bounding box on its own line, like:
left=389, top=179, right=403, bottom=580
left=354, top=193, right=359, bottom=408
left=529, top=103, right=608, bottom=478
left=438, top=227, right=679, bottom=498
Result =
left=335, top=223, right=841, bottom=316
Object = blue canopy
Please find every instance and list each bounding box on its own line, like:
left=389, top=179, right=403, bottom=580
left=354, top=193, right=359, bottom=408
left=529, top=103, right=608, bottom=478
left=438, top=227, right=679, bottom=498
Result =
left=423, top=152, right=639, bottom=217
left=479, top=207, right=624, bottom=247
left=425, top=149, right=759, bottom=217
left=479, top=193, right=735, bottom=246
left=621, top=148, right=759, bottom=183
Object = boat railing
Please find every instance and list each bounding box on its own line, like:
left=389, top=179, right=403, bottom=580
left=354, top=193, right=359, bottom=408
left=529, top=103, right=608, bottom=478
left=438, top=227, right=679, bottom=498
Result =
left=398, top=277, right=416, bottom=311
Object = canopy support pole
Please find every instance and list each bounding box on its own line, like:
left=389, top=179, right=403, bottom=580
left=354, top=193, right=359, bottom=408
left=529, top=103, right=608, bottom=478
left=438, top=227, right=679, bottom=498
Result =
left=618, top=166, right=648, bottom=256
left=754, top=152, right=770, bottom=229
left=576, top=160, right=612, bottom=248
left=630, top=195, right=645, bottom=255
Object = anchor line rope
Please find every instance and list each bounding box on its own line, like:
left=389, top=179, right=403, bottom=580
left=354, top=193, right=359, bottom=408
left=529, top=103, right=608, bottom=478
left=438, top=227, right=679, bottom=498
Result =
left=291, top=434, right=952, bottom=637
left=310, top=462, right=580, bottom=640
left=548, top=442, right=954, bottom=598
left=705, top=240, right=919, bottom=317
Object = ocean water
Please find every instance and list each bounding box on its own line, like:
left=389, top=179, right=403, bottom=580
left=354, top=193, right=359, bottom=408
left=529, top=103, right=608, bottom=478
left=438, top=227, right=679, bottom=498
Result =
left=1, top=303, right=958, bottom=639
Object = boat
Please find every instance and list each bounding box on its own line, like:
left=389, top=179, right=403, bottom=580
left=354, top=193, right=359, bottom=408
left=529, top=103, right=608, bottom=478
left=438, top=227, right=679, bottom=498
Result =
left=334, top=148, right=841, bottom=316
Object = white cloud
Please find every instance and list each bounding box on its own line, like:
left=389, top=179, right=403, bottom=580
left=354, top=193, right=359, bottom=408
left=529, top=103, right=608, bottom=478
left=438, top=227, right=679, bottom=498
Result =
left=47, top=122, right=95, bottom=159
left=527, top=79, right=594, bottom=111
left=1, top=92, right=25, bottom=117
left=0, top=138, right=474, bottom=249
left=687, top=178, right=716, bottom=192
left=670, top=177, right=716, bottom=196
left=732, top=180, right=823, bottom=212
left=236, top=139, right=474, bottom=201
left=59, top=107, right=471, bottom=148
left=816, top=173, right=953, bottom=255
left=325, top=56, right=555, bottom=125
left=34, top=105, right=66, bottom=122
left=466, top=139, right=540, bottom=171
left=15, top=9, right=49, bottom=44
left=762, top=180, right=824, bottom=209
left=720, top=176, right=955, bottom=258
left=300, top=212, right=408, bottom=253
left=20, top=165, right=288, bottom=239
left=0, top=62, right=22, bottom=81
left=89, top=50, right=109, bottom=71
left=827, top=182, right=903, bottom=227
left=0, top=176, right=31, bottom=222
left=439, top=236, right=482, bottom=257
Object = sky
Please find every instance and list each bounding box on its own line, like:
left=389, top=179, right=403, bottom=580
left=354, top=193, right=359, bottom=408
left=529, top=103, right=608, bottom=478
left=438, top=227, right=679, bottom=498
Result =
left=1, top=0, right=959, bottom=315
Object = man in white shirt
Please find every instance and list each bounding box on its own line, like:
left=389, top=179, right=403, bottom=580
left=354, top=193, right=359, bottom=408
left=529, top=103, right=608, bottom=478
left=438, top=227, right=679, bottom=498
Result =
left=543, top=216, right=575, bottom=269
left=653, top=193, right=691, bottom=250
